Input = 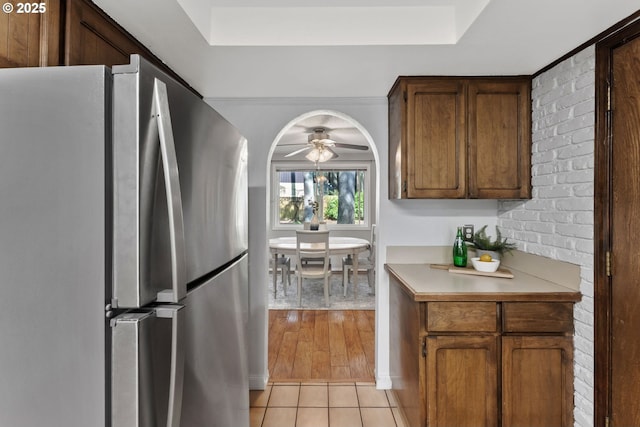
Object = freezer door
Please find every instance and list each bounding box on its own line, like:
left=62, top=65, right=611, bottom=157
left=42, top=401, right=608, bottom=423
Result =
left=112, top=55, right=248, bottom=310
left=181, top=255, right=249, bottom=427
left=111, top=305, right=185, bottom=427
left=112, top=69, right=187, bottom=308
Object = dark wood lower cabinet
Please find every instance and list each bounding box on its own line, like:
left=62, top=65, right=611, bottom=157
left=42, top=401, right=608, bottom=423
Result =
left=389, top=276, right=576, bottom=427
left=426, top=336, right=498, bottom=427
left=502, top=336, right=574, bottom=427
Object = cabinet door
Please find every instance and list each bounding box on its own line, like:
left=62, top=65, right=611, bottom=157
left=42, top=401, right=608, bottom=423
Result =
left=468, top=79, right=531, bottom=199
left=426, top=335, right=498, bottom=427
left=406, top=80, right=467, bottom=198
left=0, top=7, right=41, bottom=67
left=65, top=0, right=140, bottom=67
left=0, top=0, right=62, bottom=67
left=502, top=336, right=573, bottom=427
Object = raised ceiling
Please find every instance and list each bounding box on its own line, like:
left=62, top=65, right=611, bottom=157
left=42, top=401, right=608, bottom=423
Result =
left=177, top=0, right=490, bottom=46
left=93, top=0, right=638, bottom=98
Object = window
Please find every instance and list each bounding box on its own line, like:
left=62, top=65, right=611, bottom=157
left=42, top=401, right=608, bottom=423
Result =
left=273, top=162, right=370, bottom=229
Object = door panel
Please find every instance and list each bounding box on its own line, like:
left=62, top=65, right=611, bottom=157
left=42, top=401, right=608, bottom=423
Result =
left=426, top=335, right=497, bottom=427
left=180, top=255, right=249, bottom=427
left=610, top=33, right=640, bottom=426
left=66, top=0, right=138, bottom=67
left=113, top=56, right=248, bottom=309
left=406, top=80, right=467, bottom=198
left=111, top=306, right=185, bottom=427
left=502, top=336, right=573, bottom=427
left=468, top=80, right=531, bottom=198
left=0, top=6, right=41, bottom=66
left=0, top=66, right=109, bottom=427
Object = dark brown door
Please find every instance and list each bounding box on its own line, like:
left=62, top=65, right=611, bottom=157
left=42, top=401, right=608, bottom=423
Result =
left=595, top=22, right=640, bottom=427
left=610, top=33, right=640, bottom=426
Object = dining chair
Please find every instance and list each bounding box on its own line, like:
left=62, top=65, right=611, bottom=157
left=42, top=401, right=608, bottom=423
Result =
left=342, top=224, right=376, bottom=296
left=271, top=254, right=291, bottom=297
left=295, top=230, right=331, bottom=307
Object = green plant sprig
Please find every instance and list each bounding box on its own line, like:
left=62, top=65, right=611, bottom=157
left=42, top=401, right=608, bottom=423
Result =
left=469, top=225, right=517, bottom=255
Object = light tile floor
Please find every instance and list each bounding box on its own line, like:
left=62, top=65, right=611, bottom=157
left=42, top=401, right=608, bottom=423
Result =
left=250, top=382, right=407, bottom=427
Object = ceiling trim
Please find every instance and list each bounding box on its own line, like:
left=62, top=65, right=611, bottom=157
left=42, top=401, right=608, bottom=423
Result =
left=176, top=0, right=490, bottom=46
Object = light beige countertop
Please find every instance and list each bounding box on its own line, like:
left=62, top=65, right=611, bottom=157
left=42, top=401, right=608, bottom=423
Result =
left=386, top=263, right=582, bottom=302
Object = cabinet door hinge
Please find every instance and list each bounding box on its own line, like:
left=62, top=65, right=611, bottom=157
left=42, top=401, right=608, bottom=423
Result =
left=403, top=91, right=407, bottom=103
left=403, top=180, right=407, bottom=194
left=607, top=83, right=612, bottom=112
left=606, top=250, right=612, bottom=277
left=605, top=415, right=611, bottom=427
left=422, top=338, right=427, bottom=358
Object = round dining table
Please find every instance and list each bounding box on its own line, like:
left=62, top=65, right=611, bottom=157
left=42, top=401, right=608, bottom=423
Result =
left=268, top=236, right=370, bottom=299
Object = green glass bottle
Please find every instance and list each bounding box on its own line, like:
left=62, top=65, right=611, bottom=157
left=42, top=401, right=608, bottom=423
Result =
left=452, top=226, right=467, bottom=267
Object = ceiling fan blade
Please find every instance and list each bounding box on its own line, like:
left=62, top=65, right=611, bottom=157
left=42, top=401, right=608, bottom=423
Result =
left=333, top=142, right=369, bottom=151
left=326, top=147, right=339, bottom=159
left=284, top=146, right=312, bottom=157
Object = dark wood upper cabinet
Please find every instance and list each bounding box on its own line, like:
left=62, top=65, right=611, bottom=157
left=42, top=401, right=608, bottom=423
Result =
left=0, top=0, right=198, bottom=96
left=0, top=0, right=60, bottom=67
left=406, top=79, right=467, bottom=199
left=388, top=76, right=532, bottom=199
left=65, top=0, right=136, bottom=67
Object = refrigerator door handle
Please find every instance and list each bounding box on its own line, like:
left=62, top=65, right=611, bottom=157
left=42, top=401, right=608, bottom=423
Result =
left=152, top=78, right=187, bottom=303
left=156, top=305, right=186, bottom=427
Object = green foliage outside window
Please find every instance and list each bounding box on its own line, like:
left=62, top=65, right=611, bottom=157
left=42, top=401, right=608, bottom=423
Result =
left=276, top=168, right=367, bottom=226
left=324, top=191, right=364, bottom=221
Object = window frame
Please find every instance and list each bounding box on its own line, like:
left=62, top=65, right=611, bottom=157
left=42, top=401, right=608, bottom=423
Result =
left=271, top=161, right=371, bottom=231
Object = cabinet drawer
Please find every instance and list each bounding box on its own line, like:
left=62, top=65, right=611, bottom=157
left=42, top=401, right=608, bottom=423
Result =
left=427, top=302, right=497, bottom=332
left=503, top=302, right=574, bottom=333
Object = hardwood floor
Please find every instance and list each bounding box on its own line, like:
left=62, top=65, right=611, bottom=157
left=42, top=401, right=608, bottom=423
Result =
left=268, top=310, right=376, bottom=382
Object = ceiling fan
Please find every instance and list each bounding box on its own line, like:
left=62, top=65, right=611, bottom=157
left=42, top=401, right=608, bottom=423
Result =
left=284, top=128, right=369, bottom=162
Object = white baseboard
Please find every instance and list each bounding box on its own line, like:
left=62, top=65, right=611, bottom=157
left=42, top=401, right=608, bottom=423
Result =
left=375, top=374, right=392, bottom=389
left=249, top=373, right=269, bottom=390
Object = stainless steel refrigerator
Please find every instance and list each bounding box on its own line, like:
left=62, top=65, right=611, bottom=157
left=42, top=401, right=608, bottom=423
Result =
left=0, top=55, right=249, bottom=427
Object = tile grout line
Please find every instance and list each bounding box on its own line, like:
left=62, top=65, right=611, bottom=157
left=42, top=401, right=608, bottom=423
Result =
left=356, top=384, right=364, bottom=427
left=254, top=382, right=401, bottom=427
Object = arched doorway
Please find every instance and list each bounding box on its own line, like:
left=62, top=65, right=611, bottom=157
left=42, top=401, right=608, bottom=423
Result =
left=265, top=110, right=381, bottom=382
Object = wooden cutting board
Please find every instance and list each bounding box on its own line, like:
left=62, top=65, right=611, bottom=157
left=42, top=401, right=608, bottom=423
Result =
left=430, top=263, right=514, bottom=279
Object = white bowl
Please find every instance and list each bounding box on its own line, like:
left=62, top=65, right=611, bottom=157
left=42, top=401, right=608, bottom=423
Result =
left=471, top=257, right=500, bottom=273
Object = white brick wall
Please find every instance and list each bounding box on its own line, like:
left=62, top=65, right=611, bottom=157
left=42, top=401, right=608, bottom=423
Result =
left=497, top=45, right=595, bottom=427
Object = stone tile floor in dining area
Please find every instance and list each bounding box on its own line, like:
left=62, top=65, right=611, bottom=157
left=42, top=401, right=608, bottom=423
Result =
left=250, top=382, right=407, bottom=427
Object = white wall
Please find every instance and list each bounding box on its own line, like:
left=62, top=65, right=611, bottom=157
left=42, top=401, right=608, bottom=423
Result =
left=497, top=46, right=595, bottom=427
left=206, top=97, right=499, bottom=389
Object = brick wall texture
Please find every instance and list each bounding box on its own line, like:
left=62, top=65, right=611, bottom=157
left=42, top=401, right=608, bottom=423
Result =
left=497, top=45, right=595, bottom=427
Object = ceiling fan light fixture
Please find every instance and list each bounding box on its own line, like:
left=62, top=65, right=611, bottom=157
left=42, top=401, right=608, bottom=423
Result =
left=305, top=146, right=335, bottom=163
left=319, top=147, right=336, bottom=162
left=305, top=148, right=321, bottom=162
